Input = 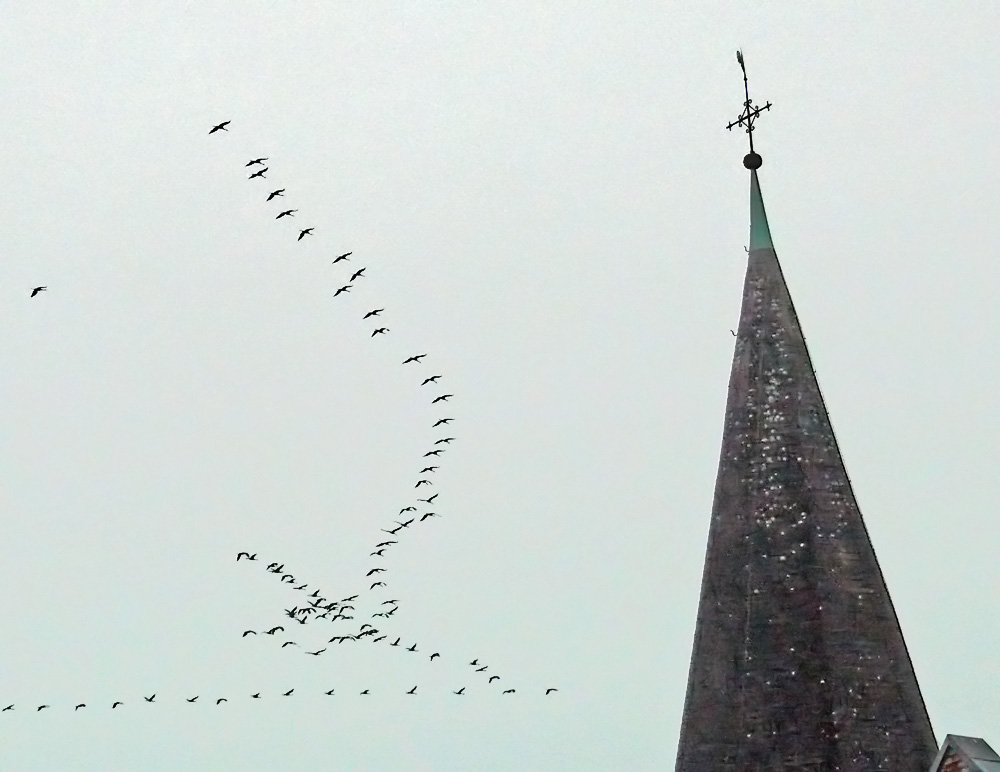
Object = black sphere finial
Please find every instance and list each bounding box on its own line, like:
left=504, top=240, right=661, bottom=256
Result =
left=743, top=152, right=762, bottom=170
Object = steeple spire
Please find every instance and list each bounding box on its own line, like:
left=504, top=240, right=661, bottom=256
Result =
left=674, top=59, right=937, bottom=771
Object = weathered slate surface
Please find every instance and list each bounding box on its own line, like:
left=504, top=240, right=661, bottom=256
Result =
left=674, top=171, right=937, bottom=772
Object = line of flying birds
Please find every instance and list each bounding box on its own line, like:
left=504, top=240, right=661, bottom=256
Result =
left=2, top=682, right=558, bottom=713
left=3, top=120, right=556, bottom=716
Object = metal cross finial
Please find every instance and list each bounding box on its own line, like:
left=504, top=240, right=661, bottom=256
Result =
left=726, top=50, right=771, bottom=169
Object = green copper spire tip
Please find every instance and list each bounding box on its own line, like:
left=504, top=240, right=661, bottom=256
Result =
left=749, top=169, right=773, bottom=251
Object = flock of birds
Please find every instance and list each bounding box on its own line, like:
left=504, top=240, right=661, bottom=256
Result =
left=5, top=120, right=557, bottom=715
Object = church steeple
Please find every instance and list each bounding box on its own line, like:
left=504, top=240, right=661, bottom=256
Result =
left=674, top=56, right=937, bottom=771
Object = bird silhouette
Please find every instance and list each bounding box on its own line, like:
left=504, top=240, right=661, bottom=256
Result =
left=248, top=167, right=268, bottom=179
left=419, top=494, right=439, bottom=504
left=297, top=228, right=314, bottom=241
left=422, top=376, right=442, bottom=385
left=433, top=418, right=454, bottom=426
left=75, top=703, right=86, bottom=710
left=415, top=480, right=432, bottom=488
left=283, top=689, right=294, bottom=697
left=332, top=252, right=352, bottom=263
left=423, top=450, right=443, bottom=457
left=281, top=641, right=298, bottom=648
left=469, top=659, right=479, bottom=666
left=402, top=354, right=427, bottom=364
left=266, top=626, right=284, bottom=635
left=324, top=689, right=335, bottom=696
left=360, top=689, right=370, bottom=695
left=420, top=512, right=439, bottom=521
left=383, top=600, right=399, bottom=605
left=399, top=507, right=416, bottom=514
left=2, top=705, right=12, bottom=712
left=275, top=209, right=297, bottom=219
left=30, top=286, right=47, bottom=297
left=363, top=309, right=384, bottom=319
left=216, top=698, right=227, bottom=705
left=371, top=327, right=389, bottom=336
left=37, top=705, right=49, bottom=711
left=186, top=697, right=198, bottom=703
left=406, top=686, right=417, bottom=695
left=545, top=688, right=558, bottom=695
left=370, top=581, right=386, bottom=589
left=370, top=548, right=386, bottom=557
left=144, top=694, right=156, bottom=703
left=306, top=648, right=326, bottom=656
left=431, top=394, right=453, bottom=403
left=373, top=635, right=386, bottom=642
left=342, top=595, right=358, bottom=602
left=430, top=652, right=440, bottom=661
left=366, top=568, right=385, bottom=576
left=454, top=688, right=465, bottom=695
left=246, top=157, right=268, bottom=166
left=391, top=638, right=401, bottom=647
left=489, top=676, right=500, bottom=683
left=435, top=438, right=456, bottom=445
left=730, top=329, right=736, bottom=336
left=242, top=630, right=256, bottom=637
left=209, top=120, right=230, bottom=134
left=251, top=693, right=261, bottom=699
left=334, top=285, right=351, bottom=297
left=350, top=268, right=366, bottom=281
left=503, top=689, right=515, bottom=694
left=266, top=189, right=285, bottom=201
left=407, top=643, right=417, bottom=652
left=476, top=666, right=487, bottom=672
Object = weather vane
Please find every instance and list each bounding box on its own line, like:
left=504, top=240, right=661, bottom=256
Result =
left=726, top=50, right=771, bottom=169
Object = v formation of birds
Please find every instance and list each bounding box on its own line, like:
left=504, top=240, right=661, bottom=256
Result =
left=6, top=120, right=559, bottom=716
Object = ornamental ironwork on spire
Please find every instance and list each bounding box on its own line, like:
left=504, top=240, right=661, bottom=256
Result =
left=726, top=50, right=771, bottom=170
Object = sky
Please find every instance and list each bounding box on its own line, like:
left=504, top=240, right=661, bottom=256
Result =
left=1, top=2, right=999, bottom=770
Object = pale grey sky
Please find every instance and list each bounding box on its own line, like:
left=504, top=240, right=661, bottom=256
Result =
left=1, top=2, right=998, bottom=770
